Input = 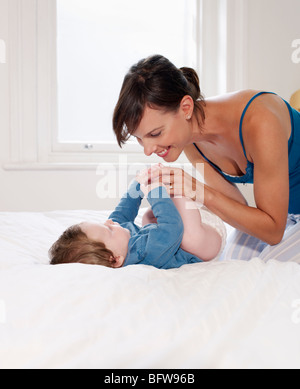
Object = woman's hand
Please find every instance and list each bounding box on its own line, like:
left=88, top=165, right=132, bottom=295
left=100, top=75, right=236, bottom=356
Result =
left=135, top=165, right=168, bottom=197
left=148, top=165, right=205, bottom=204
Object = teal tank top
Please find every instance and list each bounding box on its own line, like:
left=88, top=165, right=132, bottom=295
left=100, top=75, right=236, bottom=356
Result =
left=193, top=92, right=300, bottom=214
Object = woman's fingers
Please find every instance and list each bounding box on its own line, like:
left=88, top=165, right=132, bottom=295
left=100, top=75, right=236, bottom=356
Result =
left=149, top=166, right=175, bottom=183
left=150, top=167, right=203, bottom=202
left=149, top=167, right=183, bottom=196
left=137, top=165, right=203, bottom=201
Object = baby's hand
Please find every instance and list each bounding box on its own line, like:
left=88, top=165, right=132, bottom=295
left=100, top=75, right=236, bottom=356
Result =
left=140, top=181, right=168, bottom=197
left=136, top=164, right=166, bottom=197
left=136, top=164, right=165, bottom=185
left=135, top=168, right=151, bottom=187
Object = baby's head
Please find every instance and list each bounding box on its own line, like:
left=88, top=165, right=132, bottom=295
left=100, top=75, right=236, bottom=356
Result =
left=49, top=220, right=130, bottom=268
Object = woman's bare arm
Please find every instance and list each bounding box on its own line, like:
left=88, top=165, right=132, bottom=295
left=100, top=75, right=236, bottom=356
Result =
left=152, top=115, right=289, bottom=245
left=204, top=115, right=289, bottom=245
left=186, top=117, right=289, bottom=245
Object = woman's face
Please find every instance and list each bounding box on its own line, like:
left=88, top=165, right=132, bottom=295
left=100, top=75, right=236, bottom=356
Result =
left=133, top=104, right=193, bottom=163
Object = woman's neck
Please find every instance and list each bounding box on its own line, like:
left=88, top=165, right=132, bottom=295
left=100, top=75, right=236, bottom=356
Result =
left=191, top=100, right=223, bottom=143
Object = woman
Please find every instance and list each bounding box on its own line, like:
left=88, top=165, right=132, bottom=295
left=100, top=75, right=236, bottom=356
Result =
left=113, top=55, right=300, bottom=261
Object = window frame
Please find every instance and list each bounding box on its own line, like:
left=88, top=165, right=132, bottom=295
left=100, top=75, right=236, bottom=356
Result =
left=5, top=0, right=247, bottom=171
left=54, top=0, right=199, bottom=151
left=40, top=0, right=143, bottom=162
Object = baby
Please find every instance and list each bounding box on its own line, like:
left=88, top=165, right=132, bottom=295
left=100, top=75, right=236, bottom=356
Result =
left=49, top=166, right=225, bottom=269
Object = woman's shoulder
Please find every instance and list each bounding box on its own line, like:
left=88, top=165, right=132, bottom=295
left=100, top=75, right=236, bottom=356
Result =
left=206, top=89, right=260, bottom=103
left=210, top=90, right=290, bottom=142
left=240, top=91, right=291, bottom=139
left=206, top=89, right=284, bottom=110
left=240, top=92, right=292, bottom=162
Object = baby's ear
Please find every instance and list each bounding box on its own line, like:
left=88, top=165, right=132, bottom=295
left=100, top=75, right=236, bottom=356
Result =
left=110, top=255, right=125, bottom=268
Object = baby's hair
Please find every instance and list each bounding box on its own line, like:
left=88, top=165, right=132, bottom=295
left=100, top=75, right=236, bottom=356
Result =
left=49, top=224, right=116, bottom=268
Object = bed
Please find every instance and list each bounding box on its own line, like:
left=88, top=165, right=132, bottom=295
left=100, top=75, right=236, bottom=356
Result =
left=0, top=209, right=300, bottom=369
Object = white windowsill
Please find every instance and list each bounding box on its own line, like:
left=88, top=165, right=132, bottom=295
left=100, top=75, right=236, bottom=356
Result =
left=3, top=154, right=189, bottom=171
left=3, top=162, right=103, bottom=171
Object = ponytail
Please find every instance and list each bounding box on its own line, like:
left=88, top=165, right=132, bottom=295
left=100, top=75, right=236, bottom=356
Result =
left=180, top=67, right=201, bottom=99
left=180, top=67, right=205, bottom=124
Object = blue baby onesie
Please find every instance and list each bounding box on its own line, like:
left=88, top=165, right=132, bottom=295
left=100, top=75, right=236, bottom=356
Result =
left=108, top=181, right=203, bottom=269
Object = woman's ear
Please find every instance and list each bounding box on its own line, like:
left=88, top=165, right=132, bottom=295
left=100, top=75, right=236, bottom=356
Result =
left=180, top=95, right=194, bottom=119
left=110, top=255, right=125, bottom=268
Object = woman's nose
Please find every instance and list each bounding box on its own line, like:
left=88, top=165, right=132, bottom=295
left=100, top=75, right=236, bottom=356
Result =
left=143, top=142, right=157, bottom=157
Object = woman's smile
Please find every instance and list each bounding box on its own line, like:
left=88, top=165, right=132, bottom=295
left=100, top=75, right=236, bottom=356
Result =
left=157, top=146, right=171, bottom=158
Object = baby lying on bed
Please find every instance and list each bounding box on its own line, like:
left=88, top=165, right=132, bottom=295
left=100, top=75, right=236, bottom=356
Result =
left=49, top=166, right=226, bottom=269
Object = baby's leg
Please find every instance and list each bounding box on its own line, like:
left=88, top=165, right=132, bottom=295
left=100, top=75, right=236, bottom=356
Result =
left=142, top=198, right=222, bottom=261
left=172, top=197, right=222, bottom=261
left=142, top=208, right=157, bottom=226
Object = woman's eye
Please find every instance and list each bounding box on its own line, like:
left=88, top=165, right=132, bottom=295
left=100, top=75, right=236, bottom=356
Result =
left=151, top=132, right=161, bottom=138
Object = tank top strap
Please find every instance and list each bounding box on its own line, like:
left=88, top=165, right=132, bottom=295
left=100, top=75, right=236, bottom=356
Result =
left=193, top=141, right=226, bottom=176
left=193, top=91, right=277, bottom=179
left=239, top=92, right=277, bottom=160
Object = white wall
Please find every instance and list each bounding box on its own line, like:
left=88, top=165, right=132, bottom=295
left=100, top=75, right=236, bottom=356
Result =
left=0, top=0, right=299, bottom=212
left=246, top=0, right=300, bottom=100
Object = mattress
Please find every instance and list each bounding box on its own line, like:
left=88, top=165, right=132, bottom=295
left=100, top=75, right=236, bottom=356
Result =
left=0, top=210, right=300, bottom=369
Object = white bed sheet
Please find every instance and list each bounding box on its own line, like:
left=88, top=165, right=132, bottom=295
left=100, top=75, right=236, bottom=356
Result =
left=0, top=210, right=300, bottom=369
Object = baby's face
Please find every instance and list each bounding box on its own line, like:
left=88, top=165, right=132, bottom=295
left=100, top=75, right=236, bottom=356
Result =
left=80, top=220, right=131, bottom=263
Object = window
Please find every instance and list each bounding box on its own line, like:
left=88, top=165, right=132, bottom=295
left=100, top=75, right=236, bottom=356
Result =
left=5, top=0, right=247, bottom=169
left=55, top=0, right=198, bottom=151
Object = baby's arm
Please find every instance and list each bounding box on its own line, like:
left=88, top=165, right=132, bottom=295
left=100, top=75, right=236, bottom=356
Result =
left=171, top=197, right=222, bottom=262
left=109, top=180, right=143, bottom=224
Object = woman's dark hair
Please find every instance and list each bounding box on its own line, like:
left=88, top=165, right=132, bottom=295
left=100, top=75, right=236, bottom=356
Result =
left=113, top=55, right=206, bottom=147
